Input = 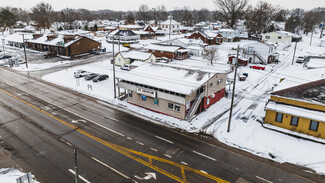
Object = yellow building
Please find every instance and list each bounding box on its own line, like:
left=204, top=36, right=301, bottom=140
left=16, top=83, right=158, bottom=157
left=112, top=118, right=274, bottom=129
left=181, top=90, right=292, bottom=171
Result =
left=264, top=79, right=325, bottom=139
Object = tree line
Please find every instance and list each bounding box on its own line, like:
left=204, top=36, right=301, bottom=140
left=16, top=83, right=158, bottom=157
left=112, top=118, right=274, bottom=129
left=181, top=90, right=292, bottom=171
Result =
left=0, top=0, right=325, bottom=35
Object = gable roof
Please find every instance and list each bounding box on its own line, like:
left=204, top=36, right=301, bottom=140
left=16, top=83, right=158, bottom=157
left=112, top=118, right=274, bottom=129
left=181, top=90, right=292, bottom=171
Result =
left=119, top=51, right=154, bottom=60
left=144, top=44, right=181, bottom=52
left=161, top=19, right=180, bottom=25
left=272, top=78, right=325, bottom=105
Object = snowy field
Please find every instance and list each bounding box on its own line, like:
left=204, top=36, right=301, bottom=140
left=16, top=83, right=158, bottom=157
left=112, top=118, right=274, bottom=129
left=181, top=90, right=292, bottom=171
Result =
left=3, top=32, right=325, bottom=175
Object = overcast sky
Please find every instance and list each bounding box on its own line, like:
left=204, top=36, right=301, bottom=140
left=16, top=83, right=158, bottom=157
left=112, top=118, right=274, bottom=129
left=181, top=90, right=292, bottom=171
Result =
left=1, top=0, right=323, bottom=11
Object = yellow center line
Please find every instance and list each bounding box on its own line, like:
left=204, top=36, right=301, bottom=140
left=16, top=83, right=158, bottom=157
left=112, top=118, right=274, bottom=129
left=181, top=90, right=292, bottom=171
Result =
left=0, top=88, right=229, bottom=183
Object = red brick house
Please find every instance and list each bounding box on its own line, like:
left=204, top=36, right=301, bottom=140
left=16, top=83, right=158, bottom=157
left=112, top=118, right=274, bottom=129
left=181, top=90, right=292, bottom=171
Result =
left=187, top=31, right=223, bottom=45
left=144, top=44, right=188, bottom=60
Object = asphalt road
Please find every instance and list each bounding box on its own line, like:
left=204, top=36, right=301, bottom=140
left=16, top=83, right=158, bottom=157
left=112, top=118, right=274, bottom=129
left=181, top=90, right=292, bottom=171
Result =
left=0, top=67, right=323, bottom=183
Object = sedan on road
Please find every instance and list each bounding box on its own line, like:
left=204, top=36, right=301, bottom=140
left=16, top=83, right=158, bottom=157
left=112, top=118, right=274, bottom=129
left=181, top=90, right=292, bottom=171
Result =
left=74, top=70, right=89, bottom=78
left=92, top=74, right=109, bottom=82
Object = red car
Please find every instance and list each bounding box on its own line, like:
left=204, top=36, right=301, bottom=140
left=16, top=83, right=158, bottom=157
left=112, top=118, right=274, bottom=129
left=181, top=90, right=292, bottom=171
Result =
left=250, top=65, right=265, bottom=70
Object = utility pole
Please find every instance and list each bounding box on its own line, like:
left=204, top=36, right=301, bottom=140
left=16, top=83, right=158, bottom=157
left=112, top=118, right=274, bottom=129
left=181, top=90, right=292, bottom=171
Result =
left=227, top=45, right=239, bottom=133
left=1, top=39, right=5, bottom=56
left=310, top=26, right=314, bottom=46
left=22, top=34, right=28, bottom=68
left=112, top=36, right=117, bottom=99
left=74, top=149, right=79, bottom=183
left=118, top=25, right=120, bottom=52
left=168, top=15, right=173, bottom=40
left=292, top=41, right=298, bottom=65
left=320, top=22, right=325, bottom=39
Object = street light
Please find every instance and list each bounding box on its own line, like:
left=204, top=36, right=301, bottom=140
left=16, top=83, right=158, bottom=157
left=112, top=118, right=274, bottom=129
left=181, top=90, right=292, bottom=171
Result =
left=168, top=15, right=173, bottom=40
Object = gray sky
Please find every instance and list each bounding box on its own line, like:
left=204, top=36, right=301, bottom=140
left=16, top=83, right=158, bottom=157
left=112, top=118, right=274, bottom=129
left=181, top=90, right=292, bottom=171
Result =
left=1, top=0, right=324, bottom=11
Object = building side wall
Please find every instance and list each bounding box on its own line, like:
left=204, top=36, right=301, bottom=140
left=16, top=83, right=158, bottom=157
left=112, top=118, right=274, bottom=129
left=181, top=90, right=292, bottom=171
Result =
left=265, top=110, right=325, bottom=139
left=70, top=37, right=101, bottom=56
left=270, top=96, right=325, bottom=112
left=128, top=92, right=186, bottom=119
left=115, top=54, right=130, bottom=66
left=148, top=50, right=175, bottom=59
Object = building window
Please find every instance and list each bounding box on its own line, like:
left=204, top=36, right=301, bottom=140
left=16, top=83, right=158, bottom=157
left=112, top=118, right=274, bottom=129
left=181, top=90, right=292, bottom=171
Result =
left=265, top=36, right=270, bottom=39
left=128, top=91, right=133, bottom=97
left=168, top=103, right=174, bottom=109
left=154, top=99, right=159, bottom=105
left=174, top=104, right=180, bottom=112
left=141, top=95, right=146, bottom=101
left=209, top=83, right=213, bottom=87
left=278, top=36, right=282, bottom=39
left=275, top=112, right=283, bottom=123
left=309, top=120, right=319, bottom=131
left=290, top=116, right=299, bottom=126
left=217, top=79, right=223, bottom=85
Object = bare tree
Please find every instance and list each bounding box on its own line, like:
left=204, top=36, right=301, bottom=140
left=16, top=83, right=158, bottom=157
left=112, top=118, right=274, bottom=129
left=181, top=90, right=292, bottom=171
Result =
left=245, top=1, right=276, bottom=35
left=137, top=4, right=150, bottom=23
left=302, top=10, right=322, bottom=35
left=204, top=46, right=218, bottom=65
left=285, top=8, right=304, bottom=33
left=214, top=0, right=249, bottom=28
left=151, top=5, right=168, bottom=25
left=30, top=2, right=54, bottom=30
left=124, top=11, right=135, bottom=24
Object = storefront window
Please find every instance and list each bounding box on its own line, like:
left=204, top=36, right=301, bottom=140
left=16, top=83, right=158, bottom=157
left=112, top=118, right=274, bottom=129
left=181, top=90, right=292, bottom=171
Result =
left=154, top=99, right=159, bottom=105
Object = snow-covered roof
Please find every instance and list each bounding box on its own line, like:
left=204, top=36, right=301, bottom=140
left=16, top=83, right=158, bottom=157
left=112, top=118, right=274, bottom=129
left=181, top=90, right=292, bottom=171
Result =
left=119, top=51, right=153, bottom=60
left=27, top=34, right=82, bottom=47
left=161, top=19, right=180, bottom=25
left=5, top=33, right=33, bottom=43
left=219, top=29, right=237, bottom=32
left=272, top=78, right=325, bottom=105
left=265, top=101, right=325, bottom=122
left=133, top=31, right=151, bottom=35
left=117, top=62, right=218, bottom=95
left=187, top=46, right=203, bottom=50
left=145, top=44, right=181, bottom=52
left=306, top=58, right=325, bottom=69
left=109, top=30, right=137, bottom=37
left=119, top=25, right=143, bottom=29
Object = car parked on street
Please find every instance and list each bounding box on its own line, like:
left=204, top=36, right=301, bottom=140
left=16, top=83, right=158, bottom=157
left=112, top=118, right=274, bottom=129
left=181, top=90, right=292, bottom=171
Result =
left=249, top=65, right=265, bottom=70
left=74, top=70, right=89, bottom=78
left=0, top=55, right=12, bottom=60
left=84, top=73, right=99, bottom=80
left=296, top=56, right=305, bottom=63
left=120, top=64, right=131, bottom=71
left=92, top=74, right=109, bottom=82
left=89, top=49, right=100, bottom=55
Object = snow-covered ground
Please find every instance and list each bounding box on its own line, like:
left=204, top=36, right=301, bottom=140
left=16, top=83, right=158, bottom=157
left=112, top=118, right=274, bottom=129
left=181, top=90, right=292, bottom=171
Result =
left=4, top=32, right=325, bottom=175
left=0, top=168, right=39, bottom=183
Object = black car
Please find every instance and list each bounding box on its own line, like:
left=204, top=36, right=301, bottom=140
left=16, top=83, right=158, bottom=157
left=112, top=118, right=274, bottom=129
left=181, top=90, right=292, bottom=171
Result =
left=92, top=74, right=109, bottom=82
left=84, top=73, right=99, bottom=80
left=0, top=55, right=12, bottom=60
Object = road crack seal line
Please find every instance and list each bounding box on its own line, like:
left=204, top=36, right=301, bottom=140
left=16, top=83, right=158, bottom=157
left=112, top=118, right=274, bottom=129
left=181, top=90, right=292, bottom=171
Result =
left=0, top=88, right=229, bottom=183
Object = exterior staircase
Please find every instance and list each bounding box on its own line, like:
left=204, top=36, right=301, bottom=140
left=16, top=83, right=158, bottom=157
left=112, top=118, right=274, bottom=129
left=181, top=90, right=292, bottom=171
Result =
left=185, top=92, right=205, bottom=121
left=254, top=51, right=267, bottom=65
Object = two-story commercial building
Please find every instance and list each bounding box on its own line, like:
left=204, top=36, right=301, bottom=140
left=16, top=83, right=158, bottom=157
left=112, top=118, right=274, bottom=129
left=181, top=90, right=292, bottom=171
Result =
left=116, top=62, right=228, bottom=120
left=264, top=79, right=325, bottom=140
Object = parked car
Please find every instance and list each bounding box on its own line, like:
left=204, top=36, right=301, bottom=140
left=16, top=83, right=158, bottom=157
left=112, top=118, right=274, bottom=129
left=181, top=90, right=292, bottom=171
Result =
left=243, top=73, right=248, bottom=77
left=296, top=56, right=305, bottom=63
left=84, top=73, right=99, bottom=80
left=92, top=74, right=109, bottom=82
left=101, top=48, right=106, bottom=52
left=89, top=49, right=100, bottom=55
left=43, top=52, right=56, bottom=59
left=0, top=55, right=12, bottom=60
left=120, top=64, right=131, bottom=71
left=250, top=65, right=265, bottom=70
left=74, top=70, right=89, bottom=78
left=239, top=75, right=247, bottom=81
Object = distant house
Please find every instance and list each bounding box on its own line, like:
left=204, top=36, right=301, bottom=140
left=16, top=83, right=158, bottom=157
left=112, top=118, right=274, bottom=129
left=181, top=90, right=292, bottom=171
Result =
left=264, top=79, right=325, bottom=140
left=119, top=24, right=143, bottom=31
left=107, top=30, right=140, bottom=44
left=103, top=26, right=117, bottom=33
left=27, top=34, right=101, bottom=57
left=160, top=19, right=181, bottom=35
left=116, top=62, right=227, bottom=120
left=143, top=25, right=166, bottom=36
left=159, top=38, right=206, bottom=56
left=114, top=51, right=156, bottom=66
left=217, top=29, right=240, bottom=42
left=261, top=31, right=292, bottom=43
left=243, top=42, right=279, bottom=64
left=9, top=26, right=36, bottom=34
left=144, top=44, right=188, bottom=60
left=186, top=30, right=223, bottom=45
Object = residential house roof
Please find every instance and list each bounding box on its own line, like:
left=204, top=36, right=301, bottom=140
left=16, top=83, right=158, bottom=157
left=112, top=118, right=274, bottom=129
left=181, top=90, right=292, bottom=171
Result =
left=116, top=62, right=219, bottom=95
left=119, top=51, right=154, bottom=60
left=144, top=44, right=181, bottom=52
left=272, top=78, right=325, bottom=105
left=160, top=19, right=180, bottom=25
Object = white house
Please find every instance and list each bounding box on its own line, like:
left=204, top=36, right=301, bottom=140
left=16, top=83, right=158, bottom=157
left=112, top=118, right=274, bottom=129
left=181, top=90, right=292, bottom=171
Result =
left=217, top=29, right=240, bottom=42
left=243, top=42, right=279, bottom=64
left=114, top=51, right=156, bottom=66
left=160, top=19, right=181, bottom=35
left=261, top=31, right=292, bottom=43
left=107, top=30, right=139, bottom=44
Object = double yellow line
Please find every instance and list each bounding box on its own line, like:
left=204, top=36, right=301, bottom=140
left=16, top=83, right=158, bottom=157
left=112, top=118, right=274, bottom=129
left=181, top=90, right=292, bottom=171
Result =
left=0, top=88, right=229, bottom=183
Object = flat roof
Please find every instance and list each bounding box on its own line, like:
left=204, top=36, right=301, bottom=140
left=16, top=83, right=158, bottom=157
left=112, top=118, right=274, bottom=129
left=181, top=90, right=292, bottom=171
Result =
left=117, top=62, right=219, bottom=95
